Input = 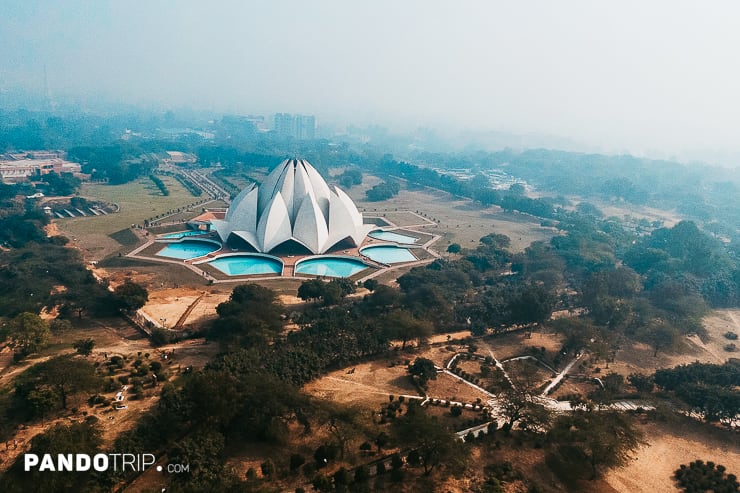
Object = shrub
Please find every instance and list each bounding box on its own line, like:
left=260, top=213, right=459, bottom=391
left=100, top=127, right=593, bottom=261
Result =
left=390, top=468, right=405, bottom=482
left=354, top=465, right=370, bottom=483
left=674, top=460, right=739, bottom=492
left=290, top=453, right=305, bottom=472
left=261, top=459, right=275, bottom=477
left=302, top=462, right=316, bottom=477
left=150, top=328, right=173, bottom=346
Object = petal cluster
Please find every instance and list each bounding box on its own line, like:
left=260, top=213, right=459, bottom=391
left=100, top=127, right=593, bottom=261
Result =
left=211, top=159, right=372, bottom=254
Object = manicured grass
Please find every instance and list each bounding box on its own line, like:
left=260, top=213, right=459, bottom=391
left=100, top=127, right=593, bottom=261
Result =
left=108, top=228, right=140, bottom=246
left=59, top=176, right=205, bottom=237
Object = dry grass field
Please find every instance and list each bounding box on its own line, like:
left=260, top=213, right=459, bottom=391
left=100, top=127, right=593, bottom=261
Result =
left=605, top=418, right=740, bottom=493
left=303, top=358, right=420, bottom=409
left=606, top=309, right=740, bottom=380
left=344, top=175, right=558, bottom=253
left=589, top=198, right=683, bottom=228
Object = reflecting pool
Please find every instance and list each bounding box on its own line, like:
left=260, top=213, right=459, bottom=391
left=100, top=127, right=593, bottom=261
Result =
left=361, top=245, right=416, bottom=264
left=295, top=257, right=367, bottom=277
left=159, top=230, right=208, bottom=239
left=208, top=255, right=283, bottom=276
left=369, top=230, right=418, bottom=244
left=157, top=240, right=220, bottom=259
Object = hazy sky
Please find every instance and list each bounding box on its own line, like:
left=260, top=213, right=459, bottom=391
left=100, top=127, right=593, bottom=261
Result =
left=3, top=1, right=740, bottom=159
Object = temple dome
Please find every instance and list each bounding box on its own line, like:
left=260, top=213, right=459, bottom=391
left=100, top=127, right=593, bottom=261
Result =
left=210, top=159, right=372, bottom=254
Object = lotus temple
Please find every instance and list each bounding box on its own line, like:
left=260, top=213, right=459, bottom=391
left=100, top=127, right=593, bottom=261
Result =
left=129, top=159, right=440, bottom=280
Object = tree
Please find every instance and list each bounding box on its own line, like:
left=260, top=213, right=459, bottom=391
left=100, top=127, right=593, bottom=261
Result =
left=508, top=183, right=526, bottom=196
left=314, top=444, right=339, bottom=468
left=394, top=405, right=466, bottom=476
left=7, top=312, right=50, bottom=356
left=298, top=279, right=326, bottom=303
left=548, top=410, right=644, bottom=479
left=261, top=459, right=275, bottom=477
left=591, top=371, right=624, bottom=403
left=506, top=284, right=554, bottom=326
left=639, top=320, right=679, bottom=357
left=290, top=453, right=305, bottom=472
left=321, top=282, right=343, bottom=306
left=2, top=421, right=103, bottom=493
left=213, top=283, right=284, bottom=348
left=50, top=318, right=73, bottom=332
left=168, top=430, right=226, bottom=487
left=652, top=362, right=740, bottom=421
left=387, top=310, right=433, bottom=349
left=628, top=373, right=654, bottom=393
left=375, top=431, right=390, bottom=452
left=409, top=357, right=437, bottom=388
left=497, top=387, right=551, bottom=433
left=363, top=278, right=378, bottom=292
left=447, top=243, right=462, bottom=254
left=15, top=355, right=102, bottom=411
left=113, top=280, right=148, bottom=311
left=73, top=338, right=95, bottom=356
left=365, top=285, right=401, bottom=310
left=354, top=464, right=370, bottom=483
left=25, top=387, right=58, bottom=421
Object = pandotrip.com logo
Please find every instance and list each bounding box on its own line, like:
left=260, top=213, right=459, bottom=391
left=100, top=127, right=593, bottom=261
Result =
left=24, top=453, right=156, bottom=472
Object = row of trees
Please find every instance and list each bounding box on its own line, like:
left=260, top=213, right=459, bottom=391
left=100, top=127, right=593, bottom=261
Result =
left=653, top=362, right=740, bottom=422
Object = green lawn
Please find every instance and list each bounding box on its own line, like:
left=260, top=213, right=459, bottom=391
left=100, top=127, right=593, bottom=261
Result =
left=59, top=176, right=205, bottom=237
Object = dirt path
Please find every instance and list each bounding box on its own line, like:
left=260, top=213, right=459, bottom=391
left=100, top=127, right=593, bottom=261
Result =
left=685, top=335, right=724, bottom=364
left=324, top=376, right=423, bottom=400
left=726, top=310, right=740, bottom=332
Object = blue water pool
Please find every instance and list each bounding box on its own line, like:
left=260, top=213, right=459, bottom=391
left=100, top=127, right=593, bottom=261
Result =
left=160, top=230, right=208, bottom=239
left=208, top=255, right=283, bottom=276
left=369, top=230, right=418, bottom=244
left=361, top=245, right=416, bottom=264
left=295, top=257, right=367, bottom=277
left=157, top=240, right=220, bottom=259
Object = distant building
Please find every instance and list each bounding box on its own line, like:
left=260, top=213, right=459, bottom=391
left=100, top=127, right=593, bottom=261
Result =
left=221, top=114, right=266, bottom=132
left=4, top=150, right=67, bottom=160
left=162, top=151, right=197, bottom=165
left=272, top=113, right=316, bottom=140
left=0, top=151, right=82, bottom=183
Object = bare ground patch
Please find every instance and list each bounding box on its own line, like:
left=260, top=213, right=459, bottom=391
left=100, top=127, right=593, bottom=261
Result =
left=605, top=419, right=740, bottom=493
left=476, top=331, right=565, bottom=363
left=303, top=359, right=421, bottom=409
left=424, top=373, right=491, bottom=404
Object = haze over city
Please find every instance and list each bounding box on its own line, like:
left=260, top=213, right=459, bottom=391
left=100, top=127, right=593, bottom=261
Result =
left=3, top=1, right=740, bottom=163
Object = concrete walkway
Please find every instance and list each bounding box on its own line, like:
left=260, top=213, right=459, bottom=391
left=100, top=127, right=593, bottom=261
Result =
left=541, top=352, right=584, bottom=396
